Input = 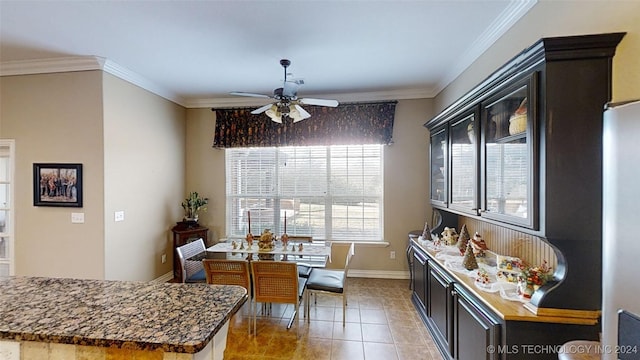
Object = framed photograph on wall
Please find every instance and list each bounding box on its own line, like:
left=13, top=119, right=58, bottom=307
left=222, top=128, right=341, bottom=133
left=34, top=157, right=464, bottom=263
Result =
left=33, top=163, right=83, bottom=207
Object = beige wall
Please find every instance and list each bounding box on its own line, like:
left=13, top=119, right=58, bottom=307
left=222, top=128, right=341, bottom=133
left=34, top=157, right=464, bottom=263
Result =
left=0, top=71, right=106, bottom=279
left=0, top=71, right=185, bottom=281
left=185, top=108, right=225, bottom=245
left=102, top=73, right=186, bottom=281
left=186, top=99, right=434, bottom=275
left=435, top=0, right=640, bottom=113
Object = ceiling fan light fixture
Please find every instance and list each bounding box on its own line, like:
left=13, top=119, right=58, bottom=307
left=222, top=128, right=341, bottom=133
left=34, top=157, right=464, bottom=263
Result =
left=265, top=105, right=282, bottom=123
left=289, top=106, right=303, bottom=123
left=292, top=104, right=311, bottom=123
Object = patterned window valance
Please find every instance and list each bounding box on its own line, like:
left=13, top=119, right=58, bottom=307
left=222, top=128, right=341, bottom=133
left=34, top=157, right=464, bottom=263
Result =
left=213, top=101, right=396, bottom=148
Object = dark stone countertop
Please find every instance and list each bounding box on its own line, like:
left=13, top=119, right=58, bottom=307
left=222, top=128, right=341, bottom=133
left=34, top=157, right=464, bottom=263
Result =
left=0, top=276, right=247, bottom=353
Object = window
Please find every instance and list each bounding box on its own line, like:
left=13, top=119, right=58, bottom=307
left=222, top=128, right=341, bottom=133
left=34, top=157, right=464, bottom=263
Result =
left=0, top=140, right=15, bottom=276
left=226, top=144, right=383, bottom=242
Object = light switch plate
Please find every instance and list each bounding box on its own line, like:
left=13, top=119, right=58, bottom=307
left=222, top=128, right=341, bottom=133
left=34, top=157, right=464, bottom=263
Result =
left=114, top=211, right=125, bottom=222
left=71, top=212, right=84, bottom=223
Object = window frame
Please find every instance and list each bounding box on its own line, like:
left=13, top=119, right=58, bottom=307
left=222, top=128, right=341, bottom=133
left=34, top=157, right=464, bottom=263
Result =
left=225, top=144, right=384, bottom=242
left=0, top=140, right=15, bottom=277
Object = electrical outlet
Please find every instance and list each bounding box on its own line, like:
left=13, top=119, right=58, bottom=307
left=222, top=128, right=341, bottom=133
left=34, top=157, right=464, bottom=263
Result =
left=161, top=254, right=167, bottom=264
left=114, top=211, right=124, bottom=222
left=390, top=251, right=396, bottom=259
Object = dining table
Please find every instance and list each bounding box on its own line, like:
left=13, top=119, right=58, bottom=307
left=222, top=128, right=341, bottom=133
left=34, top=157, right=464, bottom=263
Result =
left=189, top=240, right=332, bottom=268
left=188, top=239, right=331, bottom=329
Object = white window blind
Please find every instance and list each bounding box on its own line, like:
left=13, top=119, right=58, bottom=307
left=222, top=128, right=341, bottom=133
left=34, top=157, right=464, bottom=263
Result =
left=485, top=142, right=528, bottom=218
left=226, top=145, right=384, bottom=241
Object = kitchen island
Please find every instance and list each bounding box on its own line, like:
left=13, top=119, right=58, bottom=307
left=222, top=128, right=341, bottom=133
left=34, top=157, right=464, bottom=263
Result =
left=0, top=276, right=247, bottom=360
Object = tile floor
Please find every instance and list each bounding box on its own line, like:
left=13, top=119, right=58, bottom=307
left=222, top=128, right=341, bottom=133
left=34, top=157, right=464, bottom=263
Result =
left=222, top=278, right=442, bottom=360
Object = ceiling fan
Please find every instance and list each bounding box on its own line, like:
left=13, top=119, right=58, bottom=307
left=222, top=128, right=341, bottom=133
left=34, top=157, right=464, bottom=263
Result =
left=230, top=59, right=339, bottom=123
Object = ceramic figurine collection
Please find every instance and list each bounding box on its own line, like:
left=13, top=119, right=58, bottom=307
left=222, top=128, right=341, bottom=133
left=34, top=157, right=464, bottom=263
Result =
left=416, top=220, right=554, bottom=301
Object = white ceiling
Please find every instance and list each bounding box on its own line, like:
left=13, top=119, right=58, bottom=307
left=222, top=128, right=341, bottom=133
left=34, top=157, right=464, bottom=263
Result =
left=0, top=0, right=536, bottom=108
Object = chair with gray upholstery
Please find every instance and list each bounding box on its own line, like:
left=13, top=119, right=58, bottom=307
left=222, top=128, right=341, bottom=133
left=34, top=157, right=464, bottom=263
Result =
left=304, top=242, right=355, bottom=326
left=175, top=238, right=206, bottom=283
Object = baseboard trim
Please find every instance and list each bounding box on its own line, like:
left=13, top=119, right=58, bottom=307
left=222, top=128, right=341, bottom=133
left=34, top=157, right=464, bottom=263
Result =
left=348, top=270, right=410, bottom=279
left=153, top=272, right=175, bottom=283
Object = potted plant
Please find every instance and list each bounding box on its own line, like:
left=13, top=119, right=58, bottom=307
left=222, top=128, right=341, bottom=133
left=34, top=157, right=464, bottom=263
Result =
left=181, top=191, right=208, bottom=222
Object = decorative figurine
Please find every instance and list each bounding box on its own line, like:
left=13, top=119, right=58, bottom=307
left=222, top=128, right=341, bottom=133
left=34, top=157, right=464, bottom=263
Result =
left=231, top=240, right=237, bottom=250
left=239, top=241, right=245, bottom=250
left=462, top=243, right=479, bottom=270
left=456, top=224, right=471, bottom=255
left=470, top=232, right=488, bottom=257
left=441, top=227, right=459, bottom=246
left=298, top=243, right=304, bottom=251
left=246, top=233, right=253, bottom=250
left=476, top=269, right=490, bottom=285
left=291, top=244, right=296, bottom=252
left=258, top=229, right=275, bottom=252
left=421, top=221, right=432, bottom=240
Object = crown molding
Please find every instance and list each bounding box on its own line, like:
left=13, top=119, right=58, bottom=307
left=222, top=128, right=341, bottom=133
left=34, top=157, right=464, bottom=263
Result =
left=0, top=56, right=106, bottom=75
left=0, top=55, right=186, bottom=106
left=100, top=59, right=186, bottom=106
left=433, top=0, right=537, bottom=95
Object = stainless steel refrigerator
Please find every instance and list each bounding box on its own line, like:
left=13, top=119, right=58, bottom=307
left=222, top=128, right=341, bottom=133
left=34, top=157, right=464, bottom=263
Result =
left=602, top=100, right=640, bottom=359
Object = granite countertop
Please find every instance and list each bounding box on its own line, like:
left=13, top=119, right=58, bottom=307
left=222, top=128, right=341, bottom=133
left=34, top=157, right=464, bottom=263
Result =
left=0, top=276, right=247, bottom=353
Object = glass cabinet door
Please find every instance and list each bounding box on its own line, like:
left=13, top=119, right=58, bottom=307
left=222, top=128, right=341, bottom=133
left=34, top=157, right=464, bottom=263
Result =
left=449, top=112, right=478, bottom=214
left=482, top=74, right=537, bottom=229
left=430, top=126, right=448, bottom=207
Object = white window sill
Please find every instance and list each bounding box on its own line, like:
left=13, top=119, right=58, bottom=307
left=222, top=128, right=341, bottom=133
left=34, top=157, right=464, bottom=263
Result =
left=329, top=241, right=390, bottom=247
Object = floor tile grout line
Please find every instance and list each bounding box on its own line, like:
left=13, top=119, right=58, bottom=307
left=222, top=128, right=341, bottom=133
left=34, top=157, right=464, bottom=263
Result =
left=222, top=278, right=437, bottom=359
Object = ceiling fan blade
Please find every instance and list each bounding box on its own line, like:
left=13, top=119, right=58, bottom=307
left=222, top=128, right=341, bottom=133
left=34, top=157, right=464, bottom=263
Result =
left=230, top=91, right=271, bottom=99
left=293, top=104, right=311, bottom=122
left=251, top=103, right=274, bottom=115
left=299, top=98, right=339, bottom=107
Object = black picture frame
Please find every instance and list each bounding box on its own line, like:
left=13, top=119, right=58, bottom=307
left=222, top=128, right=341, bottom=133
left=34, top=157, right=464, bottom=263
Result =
left=33, top=163, right=83, bottom=207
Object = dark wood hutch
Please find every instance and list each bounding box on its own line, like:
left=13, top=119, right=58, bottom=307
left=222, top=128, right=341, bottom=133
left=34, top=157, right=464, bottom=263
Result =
left=414, top=33, right=625, bottom=359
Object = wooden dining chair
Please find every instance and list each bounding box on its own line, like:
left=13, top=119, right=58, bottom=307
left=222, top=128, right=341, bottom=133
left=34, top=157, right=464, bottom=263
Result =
left=304, top=242, right=355, bottom=326
left=250, top=261, right=306, bottom=336
left=202, top=259, right=251, bottom=334
left=175, top=239, right=206, bottom=283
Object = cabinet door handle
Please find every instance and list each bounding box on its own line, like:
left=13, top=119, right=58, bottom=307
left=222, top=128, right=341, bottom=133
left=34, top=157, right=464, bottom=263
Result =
left=451, top=290, right=458, bottom=296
